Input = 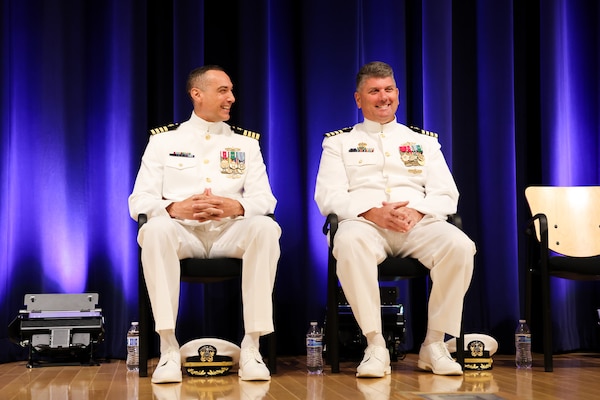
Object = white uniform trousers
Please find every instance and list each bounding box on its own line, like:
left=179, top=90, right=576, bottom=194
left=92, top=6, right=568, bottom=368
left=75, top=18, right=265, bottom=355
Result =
left=332, top=215, right=475, bottom=338
left=138, top=215, right=281, bottom=336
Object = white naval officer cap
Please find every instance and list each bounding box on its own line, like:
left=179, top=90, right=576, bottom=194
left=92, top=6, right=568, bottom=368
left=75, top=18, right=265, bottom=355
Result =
left=180, top=338, right=241, bottom=377
left=446, top=334, right=498, bottom=371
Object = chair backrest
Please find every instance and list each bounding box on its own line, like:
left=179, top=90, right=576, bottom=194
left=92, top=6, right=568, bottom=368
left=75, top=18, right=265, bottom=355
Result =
left=525, top=186, right=600, bottom=257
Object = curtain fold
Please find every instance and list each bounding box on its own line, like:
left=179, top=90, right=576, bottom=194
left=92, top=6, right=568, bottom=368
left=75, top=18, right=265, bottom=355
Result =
left=1, top=0, right=599, bottom=362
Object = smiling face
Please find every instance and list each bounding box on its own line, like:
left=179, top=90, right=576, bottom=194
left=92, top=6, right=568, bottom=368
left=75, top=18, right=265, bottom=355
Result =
left=354, top=75, right=399, bottom=124
left=190, top=69, right=235, bottom=122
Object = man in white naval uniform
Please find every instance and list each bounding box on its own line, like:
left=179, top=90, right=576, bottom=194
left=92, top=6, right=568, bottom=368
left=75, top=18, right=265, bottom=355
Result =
left=129, top=65, right=280, bottom=383
left=315, top=61, right=475, bottom=378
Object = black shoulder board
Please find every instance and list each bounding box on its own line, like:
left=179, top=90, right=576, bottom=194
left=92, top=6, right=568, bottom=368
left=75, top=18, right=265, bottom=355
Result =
left=409, top=125, right=439, bottom=138
left=324, top=127, right=353, bottom=137
left=149, top=123, right=180, bottom=136
left=230, top=125, right=260, bottom=140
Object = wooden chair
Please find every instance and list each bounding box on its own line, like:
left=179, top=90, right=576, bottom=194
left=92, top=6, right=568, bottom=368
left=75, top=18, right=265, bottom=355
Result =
left=137, top=213, right=277, bottom=377
left=323, top=213, right=466, bottom=373
left=524, top=186, right=600, bottom=372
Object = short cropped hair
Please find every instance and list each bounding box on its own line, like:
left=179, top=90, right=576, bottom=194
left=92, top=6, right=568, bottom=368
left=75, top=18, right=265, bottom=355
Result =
left=356, top=61, right=395, bottom=91
left=186, top=65, right=227, bottom=93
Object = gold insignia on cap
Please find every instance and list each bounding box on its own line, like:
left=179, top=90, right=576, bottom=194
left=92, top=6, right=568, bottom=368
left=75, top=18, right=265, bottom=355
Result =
left=149, top=123, right=180, bottom=136
left=469, top=340, right=485, bottom=357
left=199, top=345, right=216, bottom=362
left=230, top=125, right=260, bottom=140
left=182, top=342, right=235, bottom=377
left=409, top=125, right=439, bottom=138
left=461, top=339, right=495, bottom=371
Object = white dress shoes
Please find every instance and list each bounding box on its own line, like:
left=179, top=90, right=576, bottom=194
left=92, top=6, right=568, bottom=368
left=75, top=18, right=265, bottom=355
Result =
left=238, top=346, right=271, bottom=381
left=151, top=350, right=183, bottom=384
left=418, top=341, right=463, bottom=375
left=356, top=345, right=391, bottom=378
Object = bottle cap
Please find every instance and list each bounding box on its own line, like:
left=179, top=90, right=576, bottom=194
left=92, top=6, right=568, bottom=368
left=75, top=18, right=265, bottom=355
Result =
left=519, top=319, right=526, bottom=323
left=310, top=321, right=317, bottom=325
left=131, top=321, right=139, bottom=325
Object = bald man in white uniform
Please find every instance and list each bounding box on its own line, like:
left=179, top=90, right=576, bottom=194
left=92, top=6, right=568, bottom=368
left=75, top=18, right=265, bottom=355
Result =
left=129, top=65, right=280, bottom=383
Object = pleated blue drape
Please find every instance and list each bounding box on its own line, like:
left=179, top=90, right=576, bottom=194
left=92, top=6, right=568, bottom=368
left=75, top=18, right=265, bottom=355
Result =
left=1, top=0, right=598, bottom=362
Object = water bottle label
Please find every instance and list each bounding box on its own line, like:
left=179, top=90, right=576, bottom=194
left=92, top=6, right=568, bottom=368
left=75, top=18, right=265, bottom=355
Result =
left=306, top=337, right=322, bottom=347
left=127, top=337, right=139, bottom=347
left=515, top=334, right=531, bottom=344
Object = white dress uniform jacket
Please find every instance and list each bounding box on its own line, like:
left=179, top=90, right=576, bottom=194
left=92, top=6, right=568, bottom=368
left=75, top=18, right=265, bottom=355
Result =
left=129, top=112, right=276, bottom=221
left=314, top=118, right=458, bottom=220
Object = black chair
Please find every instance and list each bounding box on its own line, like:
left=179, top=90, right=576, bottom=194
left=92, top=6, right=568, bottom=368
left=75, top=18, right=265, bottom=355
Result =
left=323, top=213, right=466, bottom=373
left=524, top=185, right=600, bottom=372
left=137, top=213, right=277, bottom=377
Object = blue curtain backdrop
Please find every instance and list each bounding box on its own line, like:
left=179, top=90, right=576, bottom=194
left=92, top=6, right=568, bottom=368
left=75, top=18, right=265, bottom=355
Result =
left=1, top=0, right=599, bottom=362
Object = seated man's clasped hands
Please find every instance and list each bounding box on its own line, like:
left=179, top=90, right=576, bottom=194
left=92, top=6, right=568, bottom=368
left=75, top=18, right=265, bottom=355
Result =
left=361, top=200, right=422, bottom=233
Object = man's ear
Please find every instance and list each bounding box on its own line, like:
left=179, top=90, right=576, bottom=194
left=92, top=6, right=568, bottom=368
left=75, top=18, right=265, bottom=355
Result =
left=354, top=91, right=362, bottom=109
left=190, top=87, right=203, bottom=102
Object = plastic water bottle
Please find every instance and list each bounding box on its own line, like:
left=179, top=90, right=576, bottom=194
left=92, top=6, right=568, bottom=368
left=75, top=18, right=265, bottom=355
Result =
left=306, top=321, right=323, bottom=374
left=126, top=321, right=140, bottom=372
left=515, top=319, right=532, bottom=369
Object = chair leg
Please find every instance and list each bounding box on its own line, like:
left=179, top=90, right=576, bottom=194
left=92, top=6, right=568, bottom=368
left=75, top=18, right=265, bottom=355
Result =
left=139, top=270, right=151, bottom=377
left=525, top=270, right=532, bottom=333
left=268, top=290, right=277, bottom=373
left=541, top=271, right=553, bottom=372
left=326, top=257, right=340, bottom=373
left=411, top=278, right=429, bottom=352
left=266, top=332, right=277, bottom=374
left=456, top=306, right=465, bottom=368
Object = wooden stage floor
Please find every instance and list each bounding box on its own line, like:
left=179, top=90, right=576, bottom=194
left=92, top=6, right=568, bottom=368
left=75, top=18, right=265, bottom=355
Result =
left=1, top=352, right=599, bottom=399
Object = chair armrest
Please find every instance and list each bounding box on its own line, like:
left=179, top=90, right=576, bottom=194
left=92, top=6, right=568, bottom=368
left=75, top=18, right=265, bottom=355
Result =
left=525, top=213, right=548, bottom=238
left=323, top=213, right=339, bottom=241
left=448, top=213, right=462, bottom=230
left=138, top=213, right=148, bottom=230
left=525, top=212, right=549, bottom=256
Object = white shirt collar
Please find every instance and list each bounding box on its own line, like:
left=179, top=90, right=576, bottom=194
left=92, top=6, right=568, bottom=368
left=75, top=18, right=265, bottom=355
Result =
left=189, top=111, right=225, bottom=133
left=362, top=117, right=398, bottom=133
